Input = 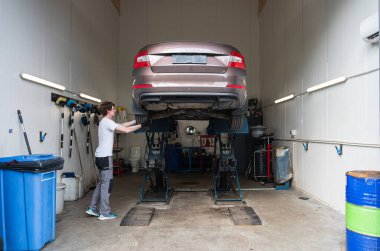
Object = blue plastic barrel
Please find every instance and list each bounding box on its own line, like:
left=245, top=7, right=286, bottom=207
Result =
left=346, top=171, right=380, bottom=251
left=347, top=229, right=380, bottom=250
left=0, top=154, right=64, bottom=250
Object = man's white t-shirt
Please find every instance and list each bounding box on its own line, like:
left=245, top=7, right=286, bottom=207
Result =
left=95, top=117, right=118, bottom=157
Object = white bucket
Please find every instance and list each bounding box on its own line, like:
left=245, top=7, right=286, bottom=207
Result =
left=76, top=175, right=85, bottom=198
left=62, top=177, right=79, bottom=201
left=56, top=183, right=66, bottom=214
left=130, top=158, right=140, bottom=173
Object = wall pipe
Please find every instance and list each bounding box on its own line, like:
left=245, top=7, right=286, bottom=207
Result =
left=274, top=139, right=380, bottom=149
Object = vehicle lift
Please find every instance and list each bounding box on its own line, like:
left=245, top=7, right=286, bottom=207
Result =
left=136, top=117, right=248, bottom=204
left=208, top=118, right=249, bottom=203
left=137, top=118, right=173, bottom=204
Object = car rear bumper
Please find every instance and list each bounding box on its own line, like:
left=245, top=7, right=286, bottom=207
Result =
left=132, top=90, right=247, bottom=115
left=139, top=92, right=239, bottom=103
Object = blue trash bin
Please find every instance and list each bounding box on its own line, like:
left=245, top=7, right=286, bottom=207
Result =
left=0, top=154, right=64, bottom=251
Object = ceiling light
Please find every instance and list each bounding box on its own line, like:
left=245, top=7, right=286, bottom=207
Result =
left=20, top=73, right=66, bottom=91
left=79, top=93, right=101, bottom=103
left=307, top=76, right=347, bottom=93
left=274, top=94, right=295, bottom=104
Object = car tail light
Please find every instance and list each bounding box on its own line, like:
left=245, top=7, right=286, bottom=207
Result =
left=134, top=50, right=150, bottom=69
left=133, top=84, right=153, bottom=89
left=226, top=84, right=246, bottom=89
left=228, top=50, right=246, bottom=70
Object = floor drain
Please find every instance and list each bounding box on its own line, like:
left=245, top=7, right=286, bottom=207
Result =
left=299, top=196, right=309, bottom=200
left=180, top=181, right=200, bottom=185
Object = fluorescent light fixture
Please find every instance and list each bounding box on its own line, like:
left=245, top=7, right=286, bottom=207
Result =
left=20, top=73, right=66, bottom=91
left=307, top=76, right=347, bottom=93
left=79, top=93, right=101, bottom=103
left=274, top=94, right=295, bottom=104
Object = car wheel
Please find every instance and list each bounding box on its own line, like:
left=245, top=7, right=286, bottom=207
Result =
left=135, top=114, right=147, bottom=124
left=230, top=115, right=244, bottom=130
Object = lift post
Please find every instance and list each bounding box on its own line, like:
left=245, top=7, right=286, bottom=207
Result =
left=137, top=118, right=173, bottom=204
left=208, top=118, right=248, bottom=203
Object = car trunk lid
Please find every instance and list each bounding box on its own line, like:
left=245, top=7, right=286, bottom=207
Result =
left=145, top=42, right=234, bottom=74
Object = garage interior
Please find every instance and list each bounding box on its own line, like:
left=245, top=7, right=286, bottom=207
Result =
left=0, top=0, right=379, bottom=250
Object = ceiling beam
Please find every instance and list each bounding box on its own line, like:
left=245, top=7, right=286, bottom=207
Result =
left=110, top=0, right=120, bottom=15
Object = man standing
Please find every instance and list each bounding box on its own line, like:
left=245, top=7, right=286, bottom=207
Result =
left=85, top=101, right=149, bottom=220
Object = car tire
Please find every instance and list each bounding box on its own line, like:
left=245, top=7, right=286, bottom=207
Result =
left=230, top=115, right=244, bottom=130
left=135, top=114, right=148, bottom=124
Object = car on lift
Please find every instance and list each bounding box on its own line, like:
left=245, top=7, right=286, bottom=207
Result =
left=131, top=41, right=247, bottom=130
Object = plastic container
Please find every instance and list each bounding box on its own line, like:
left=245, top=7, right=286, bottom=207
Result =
left=62, top=176, right=79, bottom=201
left=76, top=175, right=84, bottom=198
left=56, top=183, right=66, bottom=214
left=346, top=171, right=380, bottom=251
left=273, top=147, right=293, bottom=184
left=130, top=146, right=141, bottom=173
left=0, top=154, right=64, bottom=251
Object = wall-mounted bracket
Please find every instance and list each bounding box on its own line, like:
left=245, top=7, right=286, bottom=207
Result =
left=39, top=131, right=47, bottom=142
left=302, top=142, right=309, bottom=151
left=51, top=93, right=96, bottom=110
left=335, top=144, right=343, bottom=156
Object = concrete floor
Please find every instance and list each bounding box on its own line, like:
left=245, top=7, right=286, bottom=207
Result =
left=45, top=173, right=346, bottom=251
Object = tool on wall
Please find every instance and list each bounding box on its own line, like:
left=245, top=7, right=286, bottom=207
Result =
left=55, top=97, right=67, bottom=157
left=91, top=105, right=101, bottom=126
left=50, top=92, right=100, bottom=188
left=73, top=128, right=87, bottom=192
left=17, top=110, right=32, bottom=155
left=88, top=128, right=98, bottom=189
left=74, top=104, right=89, bottom=155
left=82, top=104, right=93, bottom=154
left=67, top=99, right=77, bottom=158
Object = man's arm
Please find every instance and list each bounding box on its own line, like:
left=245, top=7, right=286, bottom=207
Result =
left=115, top=123, right=141, bottom=134
left=122, top=120, right=136, bottom=127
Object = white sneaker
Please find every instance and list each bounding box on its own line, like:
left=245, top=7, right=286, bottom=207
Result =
left=98, top=213, right=118, bottom=221
left=85, top=207, right=100, bottom=217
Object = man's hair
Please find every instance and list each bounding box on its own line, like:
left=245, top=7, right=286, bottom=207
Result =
left=98, top=101, right=115, bottom=116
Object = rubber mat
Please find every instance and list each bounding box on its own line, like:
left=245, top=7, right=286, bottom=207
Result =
left=228, top=206, right=262, bottom=225
left=120, top=207, right=155, bottom=226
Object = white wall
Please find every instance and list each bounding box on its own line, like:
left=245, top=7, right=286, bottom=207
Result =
left=119, top=0, right=260, bottom=160
left=259, top=0, right=379, bottom=213
left=0, top=0, right=119, bottom=188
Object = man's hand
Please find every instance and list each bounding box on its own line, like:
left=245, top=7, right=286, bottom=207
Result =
left=140, top=119, right=152, bottom=127
left=122, top=120, right=136, bottom=127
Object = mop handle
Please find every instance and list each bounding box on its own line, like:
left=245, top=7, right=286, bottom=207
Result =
left=69, top=109, right=74, bottom=158
left=60, top=109, right=64, bottom=157
left=86, top=112, right=90, bottom=154
left=17, top=110, right=32, bottom=155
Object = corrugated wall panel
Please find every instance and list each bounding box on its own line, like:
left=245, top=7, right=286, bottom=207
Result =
left=0, top=0, right=119, bottom=188
left=260, top=0, right=379, bottom=213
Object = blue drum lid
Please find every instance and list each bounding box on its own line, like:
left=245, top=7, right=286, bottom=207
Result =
left=0, top=154, right=57, bottom=163
left=0, top=154, right=63, bottom=173
left=346, top=229, right=380, bottom=251
left=346, top=171, right=380, bottom=208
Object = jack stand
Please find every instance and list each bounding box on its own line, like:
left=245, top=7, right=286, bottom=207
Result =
left=139, top=131, right=172, bottom=204
left=212, top=134, right=244, bottom=203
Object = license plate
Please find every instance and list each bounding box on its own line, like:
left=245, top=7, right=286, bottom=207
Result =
left=172, top=54, right=207, bottom=64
